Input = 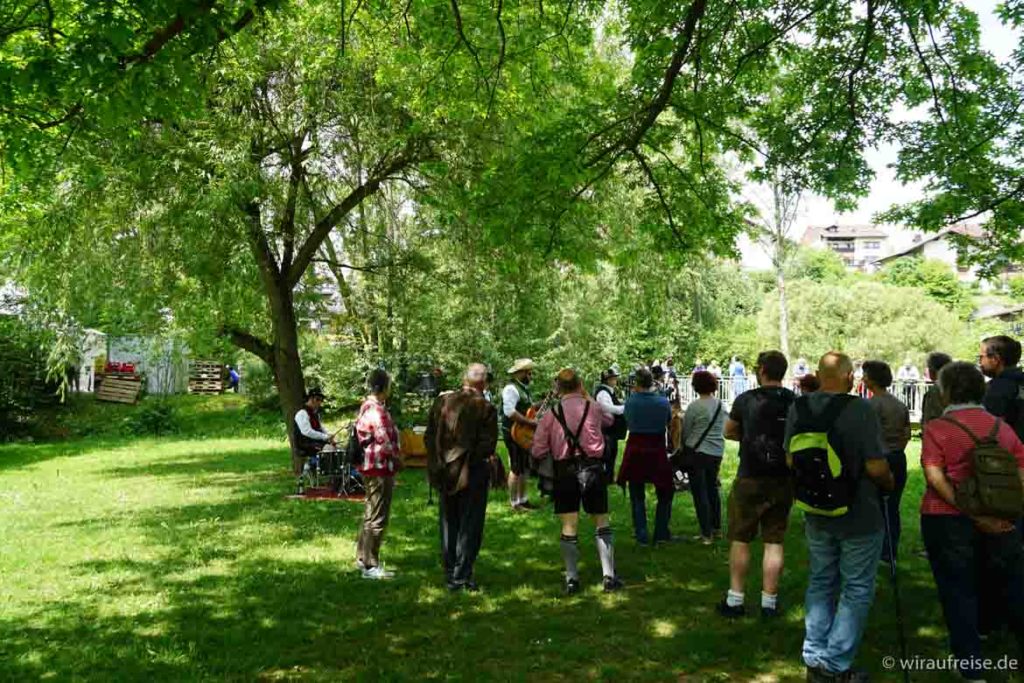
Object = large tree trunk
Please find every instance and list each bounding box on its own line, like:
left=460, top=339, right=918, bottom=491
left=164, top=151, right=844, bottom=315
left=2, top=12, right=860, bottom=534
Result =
left=776, top=265, right=790, bottom=366
left=268, top=284, right=306, bottom=475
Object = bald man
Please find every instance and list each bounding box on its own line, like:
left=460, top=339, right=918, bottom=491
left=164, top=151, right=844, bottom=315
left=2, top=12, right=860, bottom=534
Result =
left=785, top=352, right=894, bottom=682
left=425, top=363, right=499, bottom=591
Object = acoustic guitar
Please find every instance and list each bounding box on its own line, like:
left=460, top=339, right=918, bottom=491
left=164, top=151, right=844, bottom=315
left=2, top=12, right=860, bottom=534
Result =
left=510, top=405, right=539, bottom=450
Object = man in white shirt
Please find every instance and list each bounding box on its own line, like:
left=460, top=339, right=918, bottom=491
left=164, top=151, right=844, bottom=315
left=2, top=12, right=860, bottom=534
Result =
left=595, top=365, right=627, bottom=478
left=293, top=388, right=335, bottom=474
left=502, top=359, right=539, bottom=511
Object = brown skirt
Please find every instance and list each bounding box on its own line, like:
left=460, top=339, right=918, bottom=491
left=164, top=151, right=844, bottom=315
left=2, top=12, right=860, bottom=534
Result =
left=616, top=433, right=673, bottom=490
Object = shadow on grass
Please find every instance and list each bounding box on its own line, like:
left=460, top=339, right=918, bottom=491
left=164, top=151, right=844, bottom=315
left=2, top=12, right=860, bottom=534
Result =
left=0, top=437, right=991, bottom=682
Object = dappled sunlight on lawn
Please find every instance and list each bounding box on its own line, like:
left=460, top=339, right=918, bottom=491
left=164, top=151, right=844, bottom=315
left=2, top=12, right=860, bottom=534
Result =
left=0, top=435, right=968, bottom=680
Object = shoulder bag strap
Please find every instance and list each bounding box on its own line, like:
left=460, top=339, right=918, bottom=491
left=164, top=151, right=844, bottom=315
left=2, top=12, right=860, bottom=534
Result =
left=693, top=400, right=723, bottom=453
left=987, top=416, right=1003, bottom=442
left=938, top=415, right=982, bottom=446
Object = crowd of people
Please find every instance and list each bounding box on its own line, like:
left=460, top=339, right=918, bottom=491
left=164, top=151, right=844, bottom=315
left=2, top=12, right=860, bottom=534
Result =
left=291, top=337, right=1024, bottom=682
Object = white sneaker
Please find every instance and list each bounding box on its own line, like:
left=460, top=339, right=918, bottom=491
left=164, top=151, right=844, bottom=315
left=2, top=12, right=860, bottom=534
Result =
left=361, top=566, right=395, bottom=580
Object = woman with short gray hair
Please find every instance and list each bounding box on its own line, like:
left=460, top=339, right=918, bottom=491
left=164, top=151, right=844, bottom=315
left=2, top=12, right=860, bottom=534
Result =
left=919, top=361, right=1024, bottom=680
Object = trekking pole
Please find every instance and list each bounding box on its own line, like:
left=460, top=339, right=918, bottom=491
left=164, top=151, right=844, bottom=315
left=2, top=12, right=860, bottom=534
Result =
left=881, top=495, right=910, bottom=683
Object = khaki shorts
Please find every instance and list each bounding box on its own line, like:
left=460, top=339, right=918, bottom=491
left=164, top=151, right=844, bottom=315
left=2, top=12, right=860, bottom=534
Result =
left=727, top=476, right=794, bottom=544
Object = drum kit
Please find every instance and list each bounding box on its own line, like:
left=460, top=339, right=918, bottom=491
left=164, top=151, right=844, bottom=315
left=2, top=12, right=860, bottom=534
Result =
left=298, top=440, right=365, bottom=497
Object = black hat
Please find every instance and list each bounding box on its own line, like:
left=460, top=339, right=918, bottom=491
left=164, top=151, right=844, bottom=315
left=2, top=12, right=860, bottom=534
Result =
left=651, top=364, right=665, bottom=377
left=305, top=387, right=326, bottom=401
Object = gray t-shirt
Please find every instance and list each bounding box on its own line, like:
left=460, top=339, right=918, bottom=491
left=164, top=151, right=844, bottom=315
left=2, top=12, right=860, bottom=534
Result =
left=869, top=392, right=910, bottom=454
left=683, top=397, right=726, bottom=457
left=784, top=392, right=886, bottom=538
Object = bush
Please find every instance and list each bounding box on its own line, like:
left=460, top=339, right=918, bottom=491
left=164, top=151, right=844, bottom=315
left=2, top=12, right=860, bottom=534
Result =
left=122, top=398, right=180, bottom=437
left=0, top=316, right=59, bottom=440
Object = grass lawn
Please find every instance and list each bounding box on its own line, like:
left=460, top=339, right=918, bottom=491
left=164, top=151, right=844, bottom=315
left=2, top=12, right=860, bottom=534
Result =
left=0, top=396, right=1014, bottom=681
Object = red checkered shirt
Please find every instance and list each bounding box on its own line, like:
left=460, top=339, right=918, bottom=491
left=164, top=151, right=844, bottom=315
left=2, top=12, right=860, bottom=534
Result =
left=356, top=396, right=399, bottom=477
left=920, top=407, right=1024, bottom=516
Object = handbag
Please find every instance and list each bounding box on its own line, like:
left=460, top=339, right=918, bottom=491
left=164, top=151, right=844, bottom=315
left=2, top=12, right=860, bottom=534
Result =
left=670, top=400, right=722, bottom=474
left=550, top=400, right=604, bottom=495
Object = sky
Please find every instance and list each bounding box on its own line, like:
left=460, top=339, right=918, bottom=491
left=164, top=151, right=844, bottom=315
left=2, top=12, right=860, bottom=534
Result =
left=739, top=0, right=1021, bottom=269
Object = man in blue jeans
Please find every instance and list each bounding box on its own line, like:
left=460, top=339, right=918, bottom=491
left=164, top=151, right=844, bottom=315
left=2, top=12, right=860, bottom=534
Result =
left=785, top=353, right=895, bottom=682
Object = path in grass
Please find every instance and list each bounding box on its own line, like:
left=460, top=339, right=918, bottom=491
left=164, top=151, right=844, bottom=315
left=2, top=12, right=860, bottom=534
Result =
left=0, top=410, right=981, bottom=681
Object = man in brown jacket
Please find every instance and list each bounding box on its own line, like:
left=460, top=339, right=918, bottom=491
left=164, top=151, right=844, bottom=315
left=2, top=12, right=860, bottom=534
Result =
left=425, top=363, right=499, bottom=592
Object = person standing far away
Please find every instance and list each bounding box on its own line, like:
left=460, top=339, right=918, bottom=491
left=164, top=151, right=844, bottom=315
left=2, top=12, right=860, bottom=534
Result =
left=227, top=365, right=241, bottom=393
left=501, top=359, right=540, bottom=511
left=730, top=356, right=748, bottom=397
left=594, top=365, right=627, bottom=479
left=707, top=359, right=722, bottom=379
left=979, top=335, right=1024, bottom=441
left=617, top=367, right=676, bottom=545
left=355, top=369, right=401, bottom=580
left=788, top=352, right=894, bottom=683
left=424, top=363, right=498, bottom=592
left=682, top=370, right=727, bottom=544
left=862, top=361, right=911, bottom=564
left=531, top=368, right=623, bottom=595
left=919, top=361, right=1024, bottom=683
left=717, top=351, right=796, bottom=619
left=920, top=352, right=953, bottom=428
left=896, top=358, right=921, bottom=383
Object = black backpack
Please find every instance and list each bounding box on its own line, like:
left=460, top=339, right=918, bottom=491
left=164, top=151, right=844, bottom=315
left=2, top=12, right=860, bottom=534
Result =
left=742, top=388, right=795, bottom=476
left=790, top=394, right=860, bottom=517
left=343, top=423, right=368, bottom=466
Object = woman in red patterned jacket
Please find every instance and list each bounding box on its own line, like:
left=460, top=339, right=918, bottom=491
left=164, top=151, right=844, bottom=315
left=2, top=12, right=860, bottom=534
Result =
left=355, top=368, right=401, bottom=580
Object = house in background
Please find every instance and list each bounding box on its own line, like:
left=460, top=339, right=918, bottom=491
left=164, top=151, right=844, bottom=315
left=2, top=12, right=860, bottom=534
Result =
left=872, top=224, right=988, bottom=283
left=800, top=224, right=890, bottom=272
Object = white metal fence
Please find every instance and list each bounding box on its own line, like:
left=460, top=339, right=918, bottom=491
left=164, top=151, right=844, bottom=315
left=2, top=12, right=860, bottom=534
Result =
left=676, top=377, right=931, bottom=422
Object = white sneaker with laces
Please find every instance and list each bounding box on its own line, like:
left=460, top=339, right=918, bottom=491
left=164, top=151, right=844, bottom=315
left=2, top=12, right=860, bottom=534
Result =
left=361, top=566, right=395, bottom=580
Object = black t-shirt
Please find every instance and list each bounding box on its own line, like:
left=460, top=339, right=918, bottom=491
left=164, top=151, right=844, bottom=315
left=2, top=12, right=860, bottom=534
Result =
left=730, top=386, right=796, bottom=478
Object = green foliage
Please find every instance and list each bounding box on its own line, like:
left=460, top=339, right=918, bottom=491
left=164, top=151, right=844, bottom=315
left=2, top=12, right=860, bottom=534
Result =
left=879, top=257, right=969, bottom=314
left=1007, top=275, right=1024, bottom=301
left=787, top=247, right=848, bottom=283
left=0, top=315, right=59, bottom=439
left=757, top=280, right=966, bottom=367
left=121, top=398, right=180, bottom=437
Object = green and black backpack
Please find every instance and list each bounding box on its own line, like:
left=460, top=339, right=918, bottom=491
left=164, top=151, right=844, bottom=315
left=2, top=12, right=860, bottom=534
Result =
left=941, top=416, right=1024, bottom=520
left=788, top=394, right=859, bottom=517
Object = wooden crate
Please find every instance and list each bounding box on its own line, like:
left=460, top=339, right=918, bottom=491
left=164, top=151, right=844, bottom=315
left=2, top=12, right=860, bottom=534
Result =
left=96, top=376, right=143, bottom=405
left=399, top=427, right=428, bottom=468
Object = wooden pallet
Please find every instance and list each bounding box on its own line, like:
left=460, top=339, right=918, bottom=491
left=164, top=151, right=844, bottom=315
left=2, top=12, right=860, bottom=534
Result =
left=188, top=380, right=224, bottom=394
left=188, top=360, right=224, bottom=394
left=96, top=376, right=143, bottom=404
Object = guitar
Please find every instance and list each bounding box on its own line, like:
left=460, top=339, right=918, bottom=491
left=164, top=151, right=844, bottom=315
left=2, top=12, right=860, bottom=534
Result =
left=510, top=405, right=539, bottom=450
left=510, top=391, right=556, bottom=450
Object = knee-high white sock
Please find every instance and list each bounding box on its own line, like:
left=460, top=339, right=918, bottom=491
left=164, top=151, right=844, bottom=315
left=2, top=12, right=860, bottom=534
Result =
left=596, top=526, right=615, bottom=578
left=560, top=534, right=579, bottom=581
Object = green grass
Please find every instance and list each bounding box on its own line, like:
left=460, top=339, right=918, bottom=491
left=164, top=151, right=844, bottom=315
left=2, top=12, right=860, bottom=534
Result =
left=0, top=396, right=1014, bottom=681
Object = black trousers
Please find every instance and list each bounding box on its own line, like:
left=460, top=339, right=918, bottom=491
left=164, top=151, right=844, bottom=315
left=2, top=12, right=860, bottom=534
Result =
left=440, top=460, right=490, bottom=585
left=602, top=434, right=619, bottom=479
left=921, top=515, right=1024, bottom=679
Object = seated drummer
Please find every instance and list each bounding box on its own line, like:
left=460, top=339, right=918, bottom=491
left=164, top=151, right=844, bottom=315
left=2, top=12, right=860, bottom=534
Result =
left=293, top=388, right=335, bottom=473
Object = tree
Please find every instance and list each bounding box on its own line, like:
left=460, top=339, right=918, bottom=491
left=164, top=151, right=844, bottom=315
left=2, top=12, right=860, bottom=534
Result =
left=3, top=0, right=1017, bottom=456
left=747, top=177, right=803, bottom=367
left=879, top=257, right=969, bottom=314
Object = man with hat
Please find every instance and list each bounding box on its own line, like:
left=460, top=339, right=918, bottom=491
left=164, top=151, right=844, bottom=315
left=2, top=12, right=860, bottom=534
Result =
left=293, top=387, right=334, bottom=475
left=502, top=358, right=539, bottom=511
left=594, top=365, right=627, bottom=479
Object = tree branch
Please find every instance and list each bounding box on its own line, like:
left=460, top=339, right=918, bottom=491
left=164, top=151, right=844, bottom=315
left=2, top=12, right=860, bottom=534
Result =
left=220, top=325, right=275, bottom=365
left=450, top=0, right=483, bottom=73
left=632, top=149, right=687, bottom=248
left=286, top=146, right=423, bottom=288
left=586, top=0, right=707, bottom=168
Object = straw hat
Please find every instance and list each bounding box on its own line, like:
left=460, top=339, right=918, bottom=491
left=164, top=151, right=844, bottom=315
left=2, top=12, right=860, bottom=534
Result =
left=506, top=358, right=536, bottom=374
